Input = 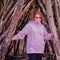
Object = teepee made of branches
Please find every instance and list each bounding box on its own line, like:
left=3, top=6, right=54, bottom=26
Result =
left=0, top=0, right=60, bottom=60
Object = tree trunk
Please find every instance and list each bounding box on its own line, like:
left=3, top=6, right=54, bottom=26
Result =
left=45, top=0, right=60, bottom=60
left=0, top=0, right=34, bottom=60
left=54, top=0, right=60, bottom=33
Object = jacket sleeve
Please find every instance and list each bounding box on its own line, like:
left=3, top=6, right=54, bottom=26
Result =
left=42, top=25, right=52, bottom=40
left=12, top=24, right=30, bottom=40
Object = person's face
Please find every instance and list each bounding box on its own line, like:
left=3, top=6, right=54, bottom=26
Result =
left=34, top=14, right=42, bottom=23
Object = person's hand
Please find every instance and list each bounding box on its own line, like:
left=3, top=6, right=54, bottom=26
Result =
left=51, top=34, right=54, bottom=40
left=12, top=35, right=19, bottom=40
left=12, top=37, right=16, bottom=40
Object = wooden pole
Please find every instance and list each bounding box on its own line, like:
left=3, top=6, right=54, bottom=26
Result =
left=45, top=0, right=60, bottom=60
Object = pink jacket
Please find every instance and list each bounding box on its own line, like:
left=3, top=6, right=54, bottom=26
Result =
left=12, top=21, right=52, bottom=54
